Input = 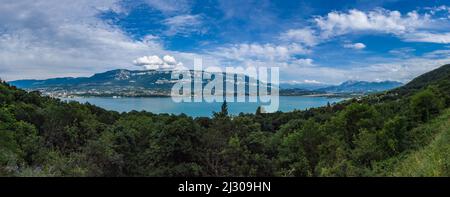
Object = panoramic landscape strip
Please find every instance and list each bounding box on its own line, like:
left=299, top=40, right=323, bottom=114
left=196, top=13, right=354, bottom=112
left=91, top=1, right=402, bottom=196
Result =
left=0, top=0, right=450, bottom=195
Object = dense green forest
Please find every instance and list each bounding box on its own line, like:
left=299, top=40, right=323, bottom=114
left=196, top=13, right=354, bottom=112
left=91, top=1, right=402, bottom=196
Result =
left=1, top=64, right=449, bottom=177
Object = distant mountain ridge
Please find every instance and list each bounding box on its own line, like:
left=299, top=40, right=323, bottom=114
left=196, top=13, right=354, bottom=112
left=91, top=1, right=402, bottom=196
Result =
left=9, top=69, right=265, bottom=97
left=10, top=69, right=404, bottom=97
left=279, top=82, right=330, bottom=90
left=10, top=69, right=178, bottom=97
left=392, top=64, right=450, bottom=96
left=11, top=69, right=173, bottom=89
left=316, top=80, right=403, bottom=93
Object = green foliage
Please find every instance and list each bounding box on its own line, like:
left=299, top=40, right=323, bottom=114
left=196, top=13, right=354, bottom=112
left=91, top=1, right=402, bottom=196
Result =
left=391, top=109, right=450, bottom=176
left=277, top=119, right=322, bottom=176
left=410, top=86, right=445, bottom=122
left=339, top=103, right=382, bottom=148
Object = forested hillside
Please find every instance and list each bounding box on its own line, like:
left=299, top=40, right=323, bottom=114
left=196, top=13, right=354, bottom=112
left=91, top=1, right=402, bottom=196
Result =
left=1, top=64, right=449, bottom=177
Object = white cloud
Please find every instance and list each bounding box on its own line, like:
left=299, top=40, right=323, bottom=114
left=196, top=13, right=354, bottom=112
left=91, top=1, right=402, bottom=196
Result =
left=278, top=8, right=449, bottom=48
left=291, top=58, right=315, bottom=67
left=279, top=28, right=318, bottom=46
left=163, top=14, right=205, bottom=36
left=282, top=79, right=325, bottom=85
left=423, top=49, right=450, bottom=58
left=280, top=56, right=450, bottom=84
left=133, top=55, right=183, bottom=70
left=145, top=0, right=191, bottom=14
left=402, top=32, right=450, bottom=43
left=212, top=43, right=309, bottom=62
left=303, top=79, right=322, bottom=84
left=312, top=8, right=450, bottom=44
left=133, top=55, right=163, bottom=69
left=163, top=55, right=177, bottom=65
left=280, top=64, right=347, bottom=84
left=347, top=57, right=450, bottom=83
left=426, top=5, right=450, bottom=16
left=389, top=47, right=416, bottom=57
left=343, top=42, right=366, bottom=49
left=0, top=0, right=207, bottom=81
left=314, top=9, right=431, bottom=37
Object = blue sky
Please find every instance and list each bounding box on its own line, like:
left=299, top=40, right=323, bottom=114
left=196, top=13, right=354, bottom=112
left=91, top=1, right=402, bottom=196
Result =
left=1, top=0, right=450, bottom=84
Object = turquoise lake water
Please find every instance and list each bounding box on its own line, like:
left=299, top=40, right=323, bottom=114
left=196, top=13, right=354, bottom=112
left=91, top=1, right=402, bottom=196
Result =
left=62, top=96, right=344, bottom=117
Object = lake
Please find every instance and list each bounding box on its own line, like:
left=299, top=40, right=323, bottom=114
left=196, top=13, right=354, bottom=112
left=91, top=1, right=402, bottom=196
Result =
left=61, top=96, right=344, bottom=117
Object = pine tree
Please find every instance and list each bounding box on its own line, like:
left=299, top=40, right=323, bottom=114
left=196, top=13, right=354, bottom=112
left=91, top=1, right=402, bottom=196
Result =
left=220, top=101, right=228, bottom=117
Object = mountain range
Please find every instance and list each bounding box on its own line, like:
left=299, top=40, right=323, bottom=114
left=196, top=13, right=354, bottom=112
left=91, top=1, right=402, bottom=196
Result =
left=279, top=82, right=330, bottom=90
left=316, top=80, right=403, bottom=93
left=10, top=69, right=186, bottom=97
left=9, top=69, right=403, bottom=97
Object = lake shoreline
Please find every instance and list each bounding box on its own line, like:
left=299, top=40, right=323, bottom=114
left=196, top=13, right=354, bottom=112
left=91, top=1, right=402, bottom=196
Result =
left=56, top=93, right=357, bottom=99
left=60, top=96, right=346, bottom=117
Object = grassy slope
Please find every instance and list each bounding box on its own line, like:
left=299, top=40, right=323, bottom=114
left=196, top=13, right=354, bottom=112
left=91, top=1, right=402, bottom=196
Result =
left=391, top=108, right=450, bottom=177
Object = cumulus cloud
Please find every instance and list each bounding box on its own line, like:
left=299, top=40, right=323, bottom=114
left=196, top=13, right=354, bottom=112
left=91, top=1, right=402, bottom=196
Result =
left=315, top=9, right=431, bottom=37
left=133, top=55, right=183, bottom=70
left=278, top=7, right=449, bottom=48
left=291, top=58, right=315, bottom=67
left=343, top=42, right=366, bottom=49
left=311, top=8, right=450, bottom=44
left=163, top=55, right=177, bottom=65
left=133, top=56, right=163, bottom=70
left=279, top=28, right=318, bottom=46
